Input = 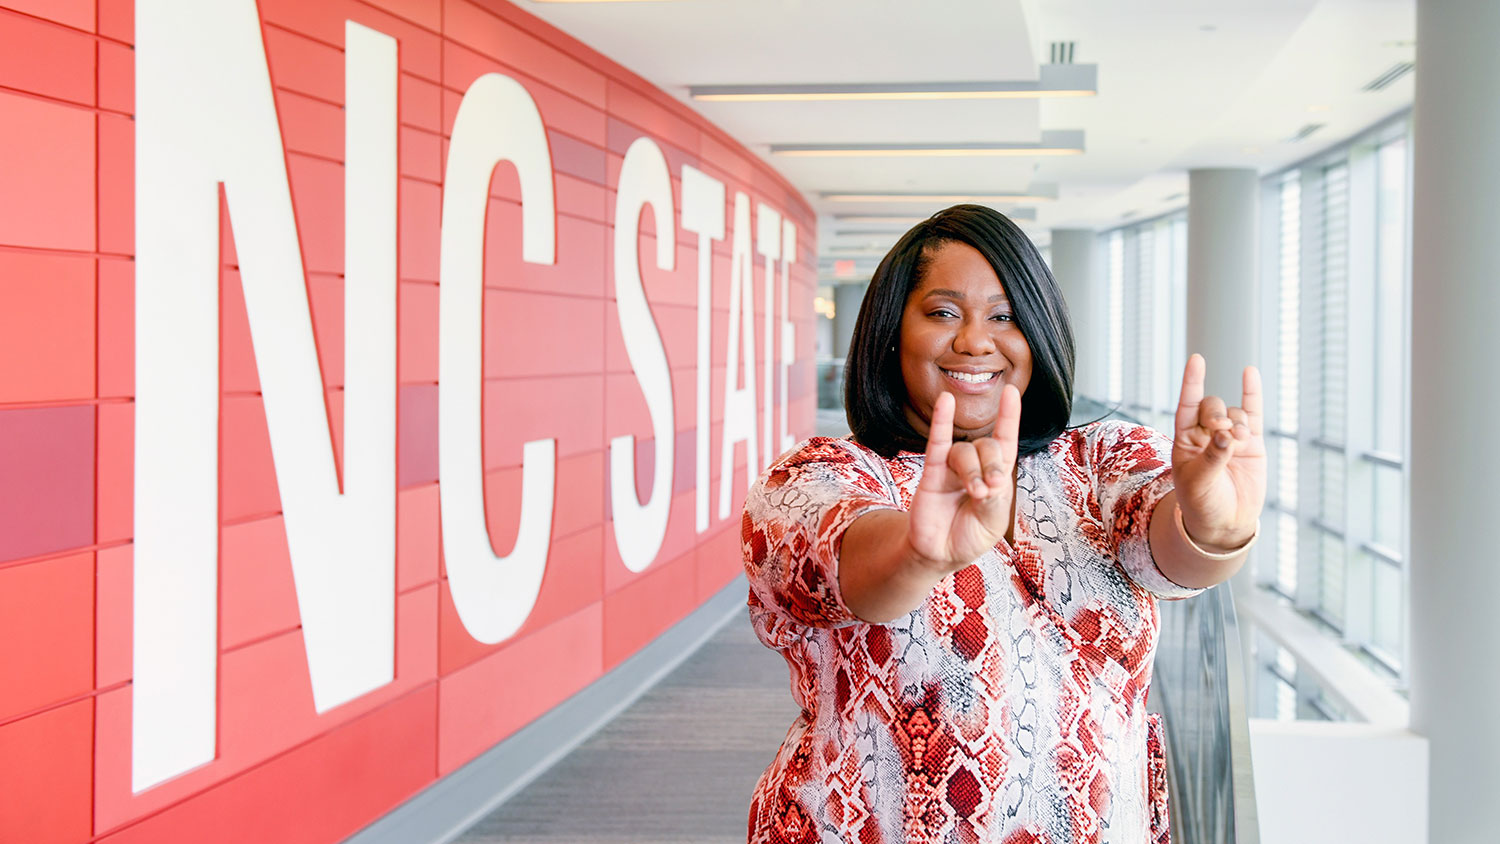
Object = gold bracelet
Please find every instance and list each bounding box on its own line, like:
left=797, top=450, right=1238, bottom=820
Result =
left=1173, top=505, right=1259, bottom=560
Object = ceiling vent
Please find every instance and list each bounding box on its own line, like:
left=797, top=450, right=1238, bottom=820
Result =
left=1289, top=123, right=1326, bottom=143
left=1364, top=62, right=1414, bottom=91
left=1049, top=42, right=1076, bottom=64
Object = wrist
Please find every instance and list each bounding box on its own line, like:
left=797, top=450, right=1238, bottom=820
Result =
left=900, top=520, right=960, bottom=578
left=1175, top=505, right=1258, bottom=558
left=902, top=533, right=948, bottom=577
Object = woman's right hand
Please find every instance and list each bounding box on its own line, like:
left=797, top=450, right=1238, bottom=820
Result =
left=905, top=386, right=1023, bottom=574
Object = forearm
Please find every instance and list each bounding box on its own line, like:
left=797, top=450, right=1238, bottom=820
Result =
left=838, top=509, right=956, bottom=623
left=1147, top=489, right=1249, bottom=589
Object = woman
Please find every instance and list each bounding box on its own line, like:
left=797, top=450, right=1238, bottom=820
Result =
left=742, top=205, right=1265, bottom=844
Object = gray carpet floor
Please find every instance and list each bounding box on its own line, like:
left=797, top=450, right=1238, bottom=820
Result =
left=452, top=613, right=800, bottom=844
left=453, top=407, right=846, bottom=843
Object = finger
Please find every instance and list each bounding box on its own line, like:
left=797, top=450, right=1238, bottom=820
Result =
left=1197, top=395, right=1230, bottom=433
left=974, top=437, right=1008, bottom=487
left=1204, top=424, right=1238, bottom=464
left=1242, top=365, right=1264, bottom=436
left=947, top=441, right=986, bottom=498
left=1175, top=354, right=1206, bottom=435
left=993, top=383, right=1022, bottom=466
left=1226, top=407, right=1252, bottom=441
left=922, top=392, right=956, bottom=470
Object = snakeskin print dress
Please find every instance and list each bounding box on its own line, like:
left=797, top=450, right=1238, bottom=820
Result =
left=742, top=420, right=1201, bottom=844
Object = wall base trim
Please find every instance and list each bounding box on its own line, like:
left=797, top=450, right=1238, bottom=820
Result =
left=343, top=574, right=750, bottom=844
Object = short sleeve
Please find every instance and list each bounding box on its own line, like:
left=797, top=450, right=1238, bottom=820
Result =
left=1087, top=420, right=1204, bottom=600
left=742, top=438, right=898, bottom=628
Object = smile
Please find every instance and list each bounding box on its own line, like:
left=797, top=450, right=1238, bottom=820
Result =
left=942, top=369, right=998, bottom=384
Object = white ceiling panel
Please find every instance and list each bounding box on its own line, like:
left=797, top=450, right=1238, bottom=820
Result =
left=517, top=0, right=1416, bottom=268
left=688, top=98, right=1042, bottom=146
left=755, top=155, right=1042, bottom=192
left=520, top=0, right=1040, bottom=85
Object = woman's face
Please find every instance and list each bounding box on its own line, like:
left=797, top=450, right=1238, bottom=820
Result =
left=899, top=241, right=1032, bottom=441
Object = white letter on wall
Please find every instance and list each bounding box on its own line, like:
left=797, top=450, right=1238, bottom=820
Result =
left=135, top=5, right=397, bottom=792
left=439, top=73, right=557, bottom=644
left=679, top=166, right=724, bottom=535
left=755, top=204, right=781, bottom=467
left=610, top=138, right=676, bottom=571
left=718, top=193, right=759, bottom=520
left=779, top=220, right=798, bottom=451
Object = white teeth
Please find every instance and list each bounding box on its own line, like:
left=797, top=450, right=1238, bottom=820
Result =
left=944, top=370, right=996, bottom=383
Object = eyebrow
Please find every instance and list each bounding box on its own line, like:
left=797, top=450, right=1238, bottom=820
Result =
left=923, top=288, right=1009, bottom=303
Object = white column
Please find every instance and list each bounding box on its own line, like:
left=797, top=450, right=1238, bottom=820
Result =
left=1186, top=169, right=1260, bottom=400
left=1049, top=229, right=1101, bottom=401
left=1410, top=1, right=1500, bottom=838
left=832, top=281, right=867, bottom=360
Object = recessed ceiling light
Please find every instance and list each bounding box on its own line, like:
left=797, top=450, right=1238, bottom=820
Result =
left=821, top=188, right=1057, bottom=203
left=833, top=216, right=929, bottom=225
left=691, top=65, right=1097, bottom=103
left=773, top=131, right=1085, bottom=158
left=833, top=209, right=1037, bottom=224
left=776, top=147, right=1084, bottom=158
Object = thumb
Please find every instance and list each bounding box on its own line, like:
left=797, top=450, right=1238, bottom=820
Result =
left=1197, top=428, right=1237, bottom=470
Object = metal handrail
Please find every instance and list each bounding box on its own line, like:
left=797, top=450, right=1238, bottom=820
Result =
left=1072, top=397, right=1260, bottom=844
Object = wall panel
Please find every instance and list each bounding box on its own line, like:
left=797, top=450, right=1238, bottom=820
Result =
left=0, top=0, right=815, bottom=841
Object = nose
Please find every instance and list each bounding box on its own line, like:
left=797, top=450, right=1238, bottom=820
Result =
left=952, top=316, right=997, bottom=356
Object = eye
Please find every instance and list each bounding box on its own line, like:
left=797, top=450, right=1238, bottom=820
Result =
left=928, top=308, right=958, bottom=319
left=991, top=313, right=1014, bottom=322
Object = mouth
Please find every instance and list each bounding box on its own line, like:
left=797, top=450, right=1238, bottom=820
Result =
left=941, top=368, right=999, bottom=386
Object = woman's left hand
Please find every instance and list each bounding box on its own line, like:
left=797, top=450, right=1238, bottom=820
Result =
left=1171, top=354, right=1267, bottom=551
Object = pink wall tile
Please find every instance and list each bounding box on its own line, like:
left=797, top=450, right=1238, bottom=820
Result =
left=0, top=406, right=95, bottom=563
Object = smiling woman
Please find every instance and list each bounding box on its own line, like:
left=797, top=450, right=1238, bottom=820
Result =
left=741, top=204, right=1266, bottom=843
left=843, top=205, right=1075, bottom=458
left=897, top=242, right=1035, bottom=441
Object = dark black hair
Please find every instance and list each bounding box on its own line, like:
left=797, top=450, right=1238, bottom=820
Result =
left=843, top=204, right=1075, bottom=458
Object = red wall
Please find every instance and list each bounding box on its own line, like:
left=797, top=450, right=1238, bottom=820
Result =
left=0, top=1, right=816, bottom=841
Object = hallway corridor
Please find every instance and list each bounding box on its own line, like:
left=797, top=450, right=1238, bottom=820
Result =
left=455, top=607, right=795, bottom=843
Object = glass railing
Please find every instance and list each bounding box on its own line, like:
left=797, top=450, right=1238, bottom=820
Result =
left=815, top=357, right=845, bottom=410
left=1072, top=397, right=1260, bottom=844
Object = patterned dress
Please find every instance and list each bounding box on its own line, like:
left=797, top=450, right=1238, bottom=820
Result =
left=742, top=420, right=1201, bottom=844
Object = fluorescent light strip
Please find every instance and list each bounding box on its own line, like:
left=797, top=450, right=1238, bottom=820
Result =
left=774, top=131, right=1084, bottom=158
left=777, top=146, right=1081, bottom=158
left=822, top=192, right=1055, bottom=203
left=691, top=65, right=1097, bottom=103
left=833, top=216, right=928, bottom=225
left=696, top=90, right=1095, bottom=102
left=833, top=208, right=1037, bottom=224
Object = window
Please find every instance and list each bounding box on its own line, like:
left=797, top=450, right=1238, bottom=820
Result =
left=1106, top=231, right=1124, bottom=403
left=1101, top=213, right=1187, bottom=427
left=1091, top=116, right=1414, bottom=716
left=1256, top=116, right=1413, bottom=695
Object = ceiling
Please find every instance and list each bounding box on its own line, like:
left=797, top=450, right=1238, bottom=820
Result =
left=519, top=0, right=1415, bottom=280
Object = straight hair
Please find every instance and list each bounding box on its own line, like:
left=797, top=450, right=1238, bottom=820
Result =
left=844, top=204, right=1075, bottom=457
